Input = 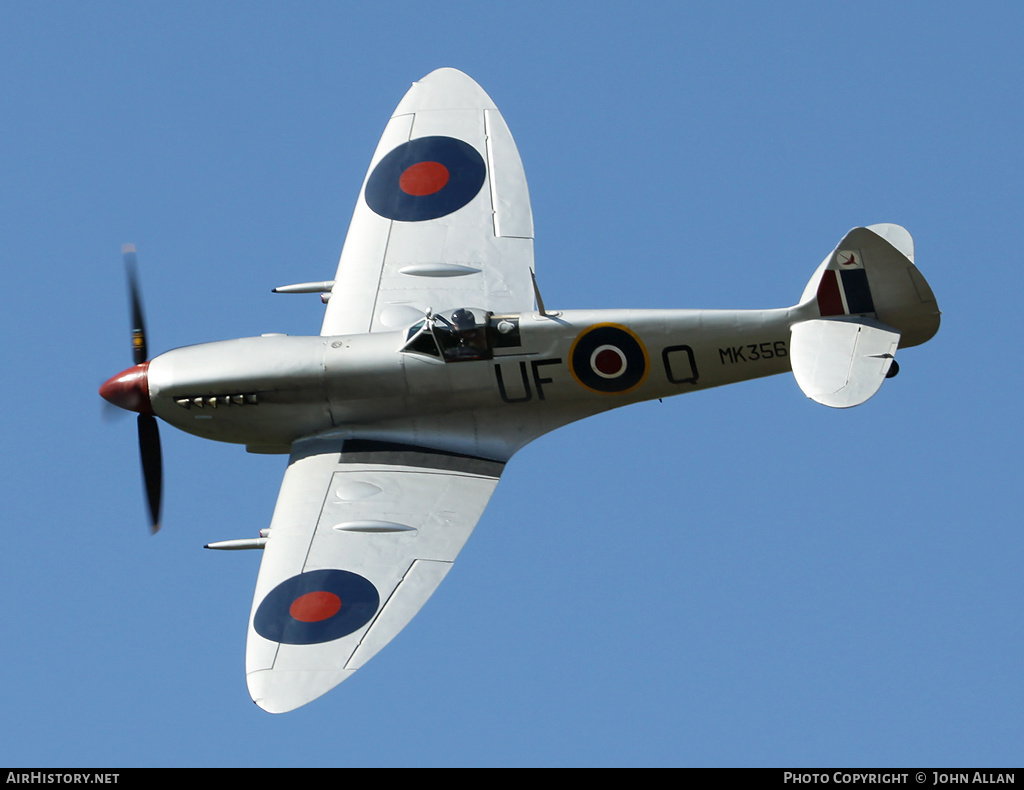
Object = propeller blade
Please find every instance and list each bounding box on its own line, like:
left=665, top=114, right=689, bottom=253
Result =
left=137, top=413, right=163, bottom=533
left=114, top=244, right=163, bottom=533
left=124, top=243, right=148, bottom=365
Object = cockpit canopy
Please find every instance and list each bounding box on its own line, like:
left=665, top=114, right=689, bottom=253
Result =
left=401, top=307, right=521, bottom=362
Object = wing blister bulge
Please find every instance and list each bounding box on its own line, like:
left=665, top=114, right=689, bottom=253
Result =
left=246, top=437, right=501, bottom=713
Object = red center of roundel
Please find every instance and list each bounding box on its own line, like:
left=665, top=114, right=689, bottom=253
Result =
left=594, top=348, right=624, bottom=376
left=289, top=591, right=342, bottom=623
left=399, top=161, right=450, bottom=196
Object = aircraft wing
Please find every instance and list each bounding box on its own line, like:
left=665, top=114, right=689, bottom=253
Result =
left=245, top=436, right=504, bottom=713
left=320, top=68, right=535, bottom=336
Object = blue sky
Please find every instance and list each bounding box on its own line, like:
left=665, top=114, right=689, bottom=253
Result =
left=3, top=1, right=1022, bottom=767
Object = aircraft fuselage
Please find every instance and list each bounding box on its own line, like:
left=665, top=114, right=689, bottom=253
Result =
left=147, top=305, right=805, bottom=460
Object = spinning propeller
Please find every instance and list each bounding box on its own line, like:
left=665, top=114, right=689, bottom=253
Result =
left=99, top=244, right=163, bottom=533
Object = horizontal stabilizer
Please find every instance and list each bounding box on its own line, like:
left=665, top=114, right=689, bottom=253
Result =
left=790, top=318, right=900, bottom=408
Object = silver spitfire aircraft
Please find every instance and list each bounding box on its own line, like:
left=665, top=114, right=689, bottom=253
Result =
left=101, top=69, right=940, bottom=713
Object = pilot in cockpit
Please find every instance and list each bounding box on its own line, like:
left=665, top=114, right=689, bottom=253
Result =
left=444, top=308, right=487, bottom=360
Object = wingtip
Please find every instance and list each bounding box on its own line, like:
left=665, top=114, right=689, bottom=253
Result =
left=247, top=667, right=355, bottom=714
left=418, top=66, right=471, bottom=82
left=397, top=68, right=495, bottom=114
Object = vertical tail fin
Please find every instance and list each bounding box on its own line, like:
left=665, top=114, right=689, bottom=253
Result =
left=798, top=224, right=940, bottom=347
left=790, top=225, right=940, bottom=408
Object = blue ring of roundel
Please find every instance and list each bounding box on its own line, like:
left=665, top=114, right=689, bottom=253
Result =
left=253, top=569, right=380, bottom=645
left=364, top=136, right=486, bottom=222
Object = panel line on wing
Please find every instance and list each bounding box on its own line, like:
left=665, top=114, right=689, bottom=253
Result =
left=346, top=558, right=453, bottom=669
left=366, top=211, right=396, bottom=332
left=261, top=453, right=351, bottom=672
left=483, top=109, right=533, bottom=240
left=484, top=109, right=500, bottom=237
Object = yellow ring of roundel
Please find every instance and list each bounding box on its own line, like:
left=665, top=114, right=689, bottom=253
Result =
left=569, top=323, right=650, bottom=394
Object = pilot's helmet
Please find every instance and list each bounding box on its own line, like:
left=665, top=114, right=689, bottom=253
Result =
left=451, top=308, right=476, bottom=330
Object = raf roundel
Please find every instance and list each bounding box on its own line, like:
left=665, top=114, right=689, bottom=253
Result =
left=253, top=569, right=380, bottom=645
left=364, top=136, right=486, bottom=222
left=570, top=324, right=649, bottom=394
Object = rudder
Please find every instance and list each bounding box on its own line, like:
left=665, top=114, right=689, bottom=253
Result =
left=790, top=225, right=940, bottom=408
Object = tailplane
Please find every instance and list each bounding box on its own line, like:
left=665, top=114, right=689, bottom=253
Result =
left=790, top=224, right=940, bottom=408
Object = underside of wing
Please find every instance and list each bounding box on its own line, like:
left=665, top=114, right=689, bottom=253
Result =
left=321, top=68, right=535, bottom=336
left=245, top=436, right=504, bottom=713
